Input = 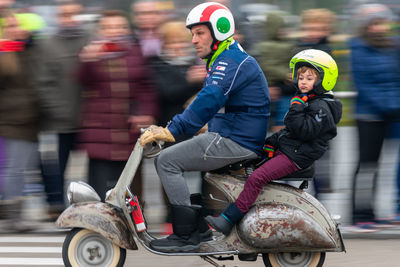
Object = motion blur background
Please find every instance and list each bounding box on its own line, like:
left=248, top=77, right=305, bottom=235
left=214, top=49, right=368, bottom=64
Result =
left=0, top=0, right=399, bottom=234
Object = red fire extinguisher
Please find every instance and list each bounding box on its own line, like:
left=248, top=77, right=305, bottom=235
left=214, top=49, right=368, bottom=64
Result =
left=126, top=187, right=146, bottom=232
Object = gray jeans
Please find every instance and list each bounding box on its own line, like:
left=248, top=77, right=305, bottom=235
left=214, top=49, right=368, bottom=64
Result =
left=155, top=132, right=257, bottom=205
left=2, top=137, right=39, bottom=200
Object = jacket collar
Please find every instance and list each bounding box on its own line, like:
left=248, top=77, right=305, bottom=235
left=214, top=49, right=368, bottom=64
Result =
left=205, top=37, right=234, bottom=69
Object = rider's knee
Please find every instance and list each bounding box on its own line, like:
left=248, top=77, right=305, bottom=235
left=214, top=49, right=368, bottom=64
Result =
left=156, top=149, right=174, bottom=171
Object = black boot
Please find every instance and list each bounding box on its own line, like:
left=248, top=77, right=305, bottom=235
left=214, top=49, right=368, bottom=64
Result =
left=150, top=205, right=200, bottom=252
left=190, top=193, right=212, bottom=242
left=205, top=203, right=244, bottom=236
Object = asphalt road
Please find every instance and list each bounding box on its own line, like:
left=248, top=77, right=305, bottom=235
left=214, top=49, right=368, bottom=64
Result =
left=124, top=239, right=398, bottom=267
left=0, top=232, right=396, bottom=267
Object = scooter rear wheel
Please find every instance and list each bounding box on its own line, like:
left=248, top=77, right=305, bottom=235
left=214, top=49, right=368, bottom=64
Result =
left=262, top=252, right=326, bottom=267
left=62, top=228, right=126, bottom=267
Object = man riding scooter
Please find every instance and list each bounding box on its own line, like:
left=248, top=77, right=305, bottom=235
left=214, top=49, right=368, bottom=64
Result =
left=139, top=2, right=270, bottom=253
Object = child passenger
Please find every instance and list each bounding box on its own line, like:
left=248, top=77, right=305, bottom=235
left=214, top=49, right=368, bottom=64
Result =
left=206, top=49, right=343, bottom=235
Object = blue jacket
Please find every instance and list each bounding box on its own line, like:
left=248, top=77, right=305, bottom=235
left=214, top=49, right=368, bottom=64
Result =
left=168, top=41, right=270, bottom=154
left=348, top=37, right=400, bottom=121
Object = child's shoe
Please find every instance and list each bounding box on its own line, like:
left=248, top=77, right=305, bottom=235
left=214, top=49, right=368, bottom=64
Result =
left=205, top=214, right=233, bottom=236
left=205, top=203, right=244, bottom=236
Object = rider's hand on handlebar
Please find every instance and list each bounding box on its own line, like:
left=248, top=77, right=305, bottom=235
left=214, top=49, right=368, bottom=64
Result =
left=139, top=125, right=175, bottom=146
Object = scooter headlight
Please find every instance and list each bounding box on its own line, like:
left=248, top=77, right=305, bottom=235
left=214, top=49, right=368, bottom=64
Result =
left=67, top=181, right=101, bottom=204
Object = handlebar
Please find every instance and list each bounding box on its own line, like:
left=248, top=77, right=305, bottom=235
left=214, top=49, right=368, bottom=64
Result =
left=142, top=140, right=164, bottom=158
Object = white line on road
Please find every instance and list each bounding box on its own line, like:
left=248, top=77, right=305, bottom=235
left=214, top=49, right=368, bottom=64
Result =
left=0, top=236, right=64, bottom=243
left=0, top=258, right=63, bottom=265
left=0, top=247, right=61, bottom=253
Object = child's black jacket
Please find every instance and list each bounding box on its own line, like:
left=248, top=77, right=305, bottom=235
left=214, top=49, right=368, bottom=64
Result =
left=265, top=93, right=342, bottom=169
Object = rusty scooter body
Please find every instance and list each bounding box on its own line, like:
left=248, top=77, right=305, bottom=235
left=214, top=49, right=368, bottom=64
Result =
left=57, top=140, right=345, bottom=267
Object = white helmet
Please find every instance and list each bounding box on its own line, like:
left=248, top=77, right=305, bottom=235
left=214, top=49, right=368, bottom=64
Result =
left=186, top=2, right=235, bottom=42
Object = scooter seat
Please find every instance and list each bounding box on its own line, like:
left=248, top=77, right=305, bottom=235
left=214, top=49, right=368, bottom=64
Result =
left=280, top=164, right=315, bottom=181
left=209, top=158, right=259, bottom=175
left=210, top=159, right=314, bottom=181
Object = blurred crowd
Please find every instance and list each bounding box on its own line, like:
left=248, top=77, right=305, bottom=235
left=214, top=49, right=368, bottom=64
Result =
left=0, top=0, right=398, bottom=234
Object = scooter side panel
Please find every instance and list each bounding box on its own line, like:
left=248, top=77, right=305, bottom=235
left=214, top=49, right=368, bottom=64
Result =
left=238, top=203, right=337, bottom=250
left=56, top=202, right=138, bottom=250
left=205, top=173, right=344, bottom=253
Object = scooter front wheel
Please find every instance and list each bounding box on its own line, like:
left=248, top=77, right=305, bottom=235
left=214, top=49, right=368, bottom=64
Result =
left=262, top=252, right=326, bottom=267
left=62, top=228, right=126, bottom=267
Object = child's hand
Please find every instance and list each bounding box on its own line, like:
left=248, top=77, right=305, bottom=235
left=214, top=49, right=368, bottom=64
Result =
left=262, top=144, right=275, bottom=159
left=290, top=94, right=308, bottom=106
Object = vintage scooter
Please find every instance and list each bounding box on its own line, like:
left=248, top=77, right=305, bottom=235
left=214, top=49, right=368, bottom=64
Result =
left=56, top=140, right=345, bottom=267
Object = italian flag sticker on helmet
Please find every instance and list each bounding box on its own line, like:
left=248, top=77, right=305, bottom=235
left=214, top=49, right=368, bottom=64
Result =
left=186, top=2, right=235, bottom=41
left=217, top=17, right=230, bottom=33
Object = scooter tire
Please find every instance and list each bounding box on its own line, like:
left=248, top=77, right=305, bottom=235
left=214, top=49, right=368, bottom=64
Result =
left=62, top=228, right=126, bottom=267
left=262, top=252, right=326, bottom=267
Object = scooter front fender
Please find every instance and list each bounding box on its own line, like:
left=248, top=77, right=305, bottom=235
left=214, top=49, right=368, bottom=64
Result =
left=56, top=202, right=138, bottom=250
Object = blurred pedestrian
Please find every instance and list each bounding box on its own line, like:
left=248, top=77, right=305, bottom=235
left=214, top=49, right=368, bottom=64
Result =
left=150, top=20, right=205, bottom=233
left=77, top=10, right=158, bottom=201
left=151, top=20, right=205, bottom=137
left=396, top=144, right=400, bottom=221
left=252, top=11, right=296, bottom=133
left=0, top=138, right=4, bottom=195
left=0, top=9, right=45, bottom=231
left=131, top=0, right=164, bottom=58
left=296, top=8, right=336, bottom=54
left=295, top=8, right=337, bottom=200
left=37, top=0, right=89, bottom=221
left=348, top=3, right=400, bottom=230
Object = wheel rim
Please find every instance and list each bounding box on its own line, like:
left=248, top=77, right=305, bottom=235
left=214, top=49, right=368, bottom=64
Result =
left=271, top=252, right=320, bottom=267
left=74, top=232, right=115, bottom=266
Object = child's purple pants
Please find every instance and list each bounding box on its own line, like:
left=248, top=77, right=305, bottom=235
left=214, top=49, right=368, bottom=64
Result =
left=235, top=151, right=300, bottom=213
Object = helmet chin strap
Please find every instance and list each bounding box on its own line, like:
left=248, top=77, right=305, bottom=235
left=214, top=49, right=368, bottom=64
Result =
left=205, top=39, right=220, bottom=69
left=212, top=40, right=221, bottom=51
left=312, top=80, right=325, bottom=95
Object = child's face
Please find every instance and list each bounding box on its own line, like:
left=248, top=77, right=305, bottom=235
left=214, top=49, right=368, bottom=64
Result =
left=298, top=69, right=318, bottom=94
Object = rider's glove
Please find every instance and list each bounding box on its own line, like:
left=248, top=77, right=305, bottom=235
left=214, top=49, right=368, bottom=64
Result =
left=262, top=144, right=275, bottom=159
left=290, top=94, right=308, bottom=106
left=139, top=125, right=175, bottom=146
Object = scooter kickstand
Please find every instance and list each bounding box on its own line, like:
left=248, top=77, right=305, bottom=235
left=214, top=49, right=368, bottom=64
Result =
left=201, top=255, right=226, bottom=267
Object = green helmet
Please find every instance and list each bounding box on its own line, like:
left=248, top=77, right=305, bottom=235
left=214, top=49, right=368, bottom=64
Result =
left=290, top=49, right=338, bottom=94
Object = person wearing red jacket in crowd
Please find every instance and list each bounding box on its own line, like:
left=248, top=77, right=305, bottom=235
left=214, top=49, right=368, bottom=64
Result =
left=77, top=10, right=158, bottom=201
left=37, top=0, right=89, bottom=222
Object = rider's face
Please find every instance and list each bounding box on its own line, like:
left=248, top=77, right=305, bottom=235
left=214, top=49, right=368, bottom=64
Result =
left=190, top=24, right=213, bottom=59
